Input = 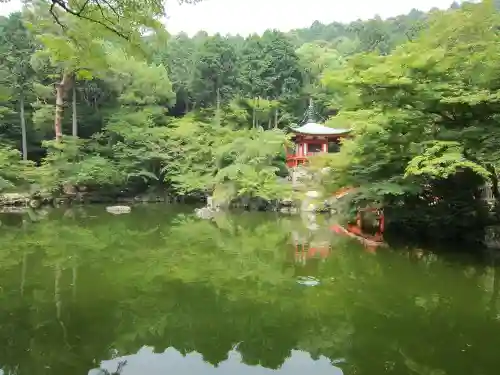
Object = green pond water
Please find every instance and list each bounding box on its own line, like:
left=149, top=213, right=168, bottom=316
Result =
left=0, top=205, right=499, bottom=375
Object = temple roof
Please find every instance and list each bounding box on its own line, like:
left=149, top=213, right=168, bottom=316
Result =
left=290, top=121, right=351, bottom=136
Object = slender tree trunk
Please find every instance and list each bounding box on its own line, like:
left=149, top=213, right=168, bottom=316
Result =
left=54, top=73, right=72, bottom=141
left=72, top=84, right=77, bottom=137
left=215, top=87, right=221, bottom=125
left=256, top=97, right=260, bottom=128
left=252, top=97, right=256, bottom=128
left=486, top=164, right=500, bottom=200
left=216, top=87, right=220, bottom=112
left=274, top=108, right=278, bottom=129
left=54, top=82, right=64, bottom=141
left=20, top=93, right=27, bottom=160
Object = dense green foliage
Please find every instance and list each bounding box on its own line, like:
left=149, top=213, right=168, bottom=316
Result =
left=1, top=0, right=500, bottom=238
left=314, top=0, right=500, bottom=240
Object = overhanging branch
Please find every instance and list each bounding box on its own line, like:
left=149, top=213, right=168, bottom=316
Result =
left=49, top=0, right=131, bottom=40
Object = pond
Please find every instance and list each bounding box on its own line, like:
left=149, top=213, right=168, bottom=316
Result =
left=0, top=205, right=499, bottom=375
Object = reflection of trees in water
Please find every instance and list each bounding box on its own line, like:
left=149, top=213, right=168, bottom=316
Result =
left=0, top=208, right=499, bottom=375
left=94, top=360, right=127, bottom=375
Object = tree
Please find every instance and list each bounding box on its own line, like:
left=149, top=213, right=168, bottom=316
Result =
left=24, top=0, right=175, bottom=141
left=190, top=34, right=240, bottom=108
left=1, top=0, right=203, bottom=39
left=159, top=32, right=197, bottom=114
left=319, top=0, right=500, bottom=238
left=0, top=12, right=36, bottom=159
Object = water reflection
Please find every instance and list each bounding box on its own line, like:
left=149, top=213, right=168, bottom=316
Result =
left=92, top=347, right=343, bottom=375
left=0, top=205, right=498, bottom=375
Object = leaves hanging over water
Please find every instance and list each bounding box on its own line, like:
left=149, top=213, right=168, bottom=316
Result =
left=405, top=141, right=490, bottom=180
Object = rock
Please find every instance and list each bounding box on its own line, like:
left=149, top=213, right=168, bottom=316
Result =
left=305, top=190, right=321, bottom=199
left=62, top=183, right=77, bottom=195
left=485, top=225, right=500, bottom=249
left=2, top=193, right=25, bottom=200
left=206, top=195, right=224, bottom=211
left=29, top=199, right=41, bottom=208
left=195, top=206, right=214, bottom=219
left=0, top=206, right=27, bottom=213
left=206, top=196, right=214, bottom=208
left=106, top=205, right=132, bottom=215
left=280, top=206, right=298, bottom=214
left=320, top=167, right=331, bottom=175
left=52, top=197, right=68, bottom=206
left=296, top=276, right=320, bottom=287
left=0, top=193, right=30, bottom=206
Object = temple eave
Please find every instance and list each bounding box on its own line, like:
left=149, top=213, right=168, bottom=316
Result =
left=291, top=131, right=350, bottom=137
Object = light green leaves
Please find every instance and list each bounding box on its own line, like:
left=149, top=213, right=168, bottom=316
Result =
left=405, top=141, right=491, bottom=180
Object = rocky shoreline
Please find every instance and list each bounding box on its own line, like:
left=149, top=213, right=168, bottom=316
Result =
left=0, top=191, right=188, bottom=208
left=194, top=190, right=335, bottom=219
left=1, top=188, right=336, bottom=219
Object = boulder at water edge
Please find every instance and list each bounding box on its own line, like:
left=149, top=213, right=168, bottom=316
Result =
left=305, top=190, right=321, bottom=198
left=106, top=206, right=131, bottom=215
left=195, top=207, right=214, bottom=220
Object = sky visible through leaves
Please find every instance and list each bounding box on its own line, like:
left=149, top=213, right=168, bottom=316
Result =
left=1, top=0, right=461, bottom=35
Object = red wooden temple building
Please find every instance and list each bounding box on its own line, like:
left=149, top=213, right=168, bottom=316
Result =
left=286, top=101, right=351, bottom=168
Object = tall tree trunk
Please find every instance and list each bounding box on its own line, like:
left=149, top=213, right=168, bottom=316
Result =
left=72, top=84, right=77, bottom=137
left=274, top=108, right=278, bottom=129
left=252, top=97, right=256, bottom=128
left=256, top=97, right=260, bottom=128
left=215, top=87, right=221, bottom=125
left=20, top=93, right=27, bottom=160
left=54, top=72, right=72, bottom=141
left=216, top=87, right=220, bottom=111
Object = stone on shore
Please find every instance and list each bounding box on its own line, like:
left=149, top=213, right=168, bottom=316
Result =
left=106, top=205, right=132, bottom=215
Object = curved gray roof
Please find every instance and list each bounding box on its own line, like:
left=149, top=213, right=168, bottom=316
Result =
left=290, top=122, right=351, bottom=136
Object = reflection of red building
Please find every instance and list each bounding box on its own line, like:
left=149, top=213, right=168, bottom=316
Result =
left=330, top=188, right=386, bottom=252
left=331, top=222, right=384, bottom=253
left=286, top=122, right=351, bottom=168
left=294, top=242, right=331, bottom=263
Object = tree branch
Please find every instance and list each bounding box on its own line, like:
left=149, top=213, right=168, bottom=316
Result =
left=49, top=2, right=68, bottom=32
left=49, top=0, right=131, bottom=40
